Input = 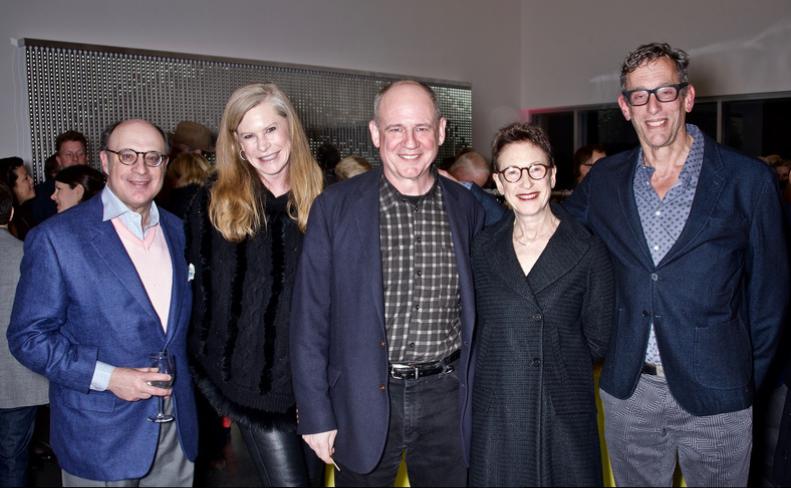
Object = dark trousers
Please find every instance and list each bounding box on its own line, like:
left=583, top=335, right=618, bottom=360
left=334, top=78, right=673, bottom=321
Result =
left=239, top=422, right=324, bottom=487
left=0, top=405, right=38, bottom=488
left=335, top=364, right=467, bottom=487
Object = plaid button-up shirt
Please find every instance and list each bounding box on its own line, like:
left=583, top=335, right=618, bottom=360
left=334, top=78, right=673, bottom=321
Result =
left=379, top=174, right=461, bottom=363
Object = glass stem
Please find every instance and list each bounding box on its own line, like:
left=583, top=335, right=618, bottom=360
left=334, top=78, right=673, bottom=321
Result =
left=158, top=396, right=164, bottom=417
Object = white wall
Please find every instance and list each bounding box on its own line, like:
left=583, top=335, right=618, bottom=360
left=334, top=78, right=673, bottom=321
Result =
left=521, top=0, right=791, bottom=111
left=0, top=0, right=523, bottom=161
left=3, top=0, right=790, bottom=163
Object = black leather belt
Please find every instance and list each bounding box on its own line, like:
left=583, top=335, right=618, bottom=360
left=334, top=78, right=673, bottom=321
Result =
left=642, top=362, right=665, bottom=378
left=389, top=350, right=460, bottom=380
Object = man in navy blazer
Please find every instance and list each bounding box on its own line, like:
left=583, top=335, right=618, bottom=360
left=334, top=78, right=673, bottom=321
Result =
left=565, top=43, right=789, bottom=486
left=291, top=80, right=483, bottom=486
left=7, top=119, right=197, bottom=486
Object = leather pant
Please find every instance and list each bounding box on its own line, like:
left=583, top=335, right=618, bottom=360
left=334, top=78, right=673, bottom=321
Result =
left=238, top=422, right=323, bottom=487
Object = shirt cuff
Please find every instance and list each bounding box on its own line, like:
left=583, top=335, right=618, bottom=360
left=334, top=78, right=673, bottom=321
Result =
left=90, top=361, right=115, bottom=391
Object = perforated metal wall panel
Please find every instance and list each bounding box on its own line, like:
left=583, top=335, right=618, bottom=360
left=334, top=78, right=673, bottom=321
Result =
left=21, top=39, right=472, bottom=183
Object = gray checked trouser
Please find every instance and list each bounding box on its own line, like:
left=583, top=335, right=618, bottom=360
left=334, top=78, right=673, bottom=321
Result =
left=600, top=373, right=752, bottom=487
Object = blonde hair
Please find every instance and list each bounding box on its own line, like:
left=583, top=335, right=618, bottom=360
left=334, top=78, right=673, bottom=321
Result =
left=168, top=153, right=212, bottom=187
left=210, top=83, right=323, bottom=241
left=335, top=155, right=372, bottom=181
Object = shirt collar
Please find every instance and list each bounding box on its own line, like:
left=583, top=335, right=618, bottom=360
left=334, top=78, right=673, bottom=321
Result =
left=636, top=124, right=704, bottom=187
left=379, top=170, right=439, bottom=211
left=101, top=186, right=160, bottom=240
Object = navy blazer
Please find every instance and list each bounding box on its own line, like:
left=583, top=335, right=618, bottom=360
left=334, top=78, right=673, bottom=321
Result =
left=290, top=169, right=484, bottom=474
left=7, top=194, right=197, bottom=481
left=564, top=133, right=789, bottom=416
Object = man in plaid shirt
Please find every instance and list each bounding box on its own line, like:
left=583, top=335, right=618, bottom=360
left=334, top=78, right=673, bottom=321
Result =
left=291, top=80, right=484, bottom=486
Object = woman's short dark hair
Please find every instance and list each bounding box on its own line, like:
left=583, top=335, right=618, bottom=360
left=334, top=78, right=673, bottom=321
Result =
left=490, top=122, right=554, bottom=172
left=55, top=165, right=106, bottom=202
left=0, top=157, right=25, bottom=192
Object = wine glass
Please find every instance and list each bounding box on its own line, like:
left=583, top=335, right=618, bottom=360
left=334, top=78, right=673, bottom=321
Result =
left=147, top=351, right=175, bottom=423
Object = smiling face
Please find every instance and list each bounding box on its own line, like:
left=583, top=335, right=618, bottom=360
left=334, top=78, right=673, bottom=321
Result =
left=369, top=82, right=446, bottom=195
left=99, top=120, right=167, bottom=218
left=493, top=141, right=556, bottom=220
left=51, top=181, right=84, bottom=213
left=235, top=101, right=292, bottom=189
left=618, top=57, right=695, bottom=151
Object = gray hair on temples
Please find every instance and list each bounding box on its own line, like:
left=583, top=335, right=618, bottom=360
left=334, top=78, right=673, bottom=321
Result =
left=620, top=42, right=690, bottom=90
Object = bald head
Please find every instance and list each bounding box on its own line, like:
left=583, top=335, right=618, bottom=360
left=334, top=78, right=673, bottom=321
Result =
left=450, top=151, right=490, bottom=187
left=373, top=80, right=441, bottom=124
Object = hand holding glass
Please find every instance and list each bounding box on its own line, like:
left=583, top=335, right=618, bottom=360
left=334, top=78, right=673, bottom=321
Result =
left=147, top=351, right=175, bottom=423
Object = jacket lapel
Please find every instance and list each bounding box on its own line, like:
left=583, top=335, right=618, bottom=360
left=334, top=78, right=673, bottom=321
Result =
left=486, top=213, right=539, bottom=304
left=88, top=209, right=159, bottom=326
left=658, top=135, right=725, bottom=267
left=354, top=170, right=385, bottom=325
left=161, top=217, right=185, bottom=345
left=527, top=207, right=590, bottom=295
left=615, top=148, right=656, bottom=268
left=439, top=177, right=477, bottom=330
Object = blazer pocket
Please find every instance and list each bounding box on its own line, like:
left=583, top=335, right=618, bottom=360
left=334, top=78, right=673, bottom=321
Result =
left=693, top=318, right=751, bottom=390
left=59, top=388, right=117, bottom=413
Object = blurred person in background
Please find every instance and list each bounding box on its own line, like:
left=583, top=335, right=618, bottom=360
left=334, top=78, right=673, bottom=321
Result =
left=31, top=130, right=89, bottom=223
left=0, top=157, right=36, bottom=240
left=0, top=183, right=49, bottom=487
left=334, top=155, right=371, bottom=181
left=50, top=165, right=105, bottom=213
left=160, top=153, right=211, bottom=219
left=573, top=144, right=606, bottom=185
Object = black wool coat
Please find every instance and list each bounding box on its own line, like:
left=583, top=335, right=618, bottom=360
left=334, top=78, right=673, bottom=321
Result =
left=469, top=205, right=614, bottom=487
left=186, top=185, right=301, bottom=429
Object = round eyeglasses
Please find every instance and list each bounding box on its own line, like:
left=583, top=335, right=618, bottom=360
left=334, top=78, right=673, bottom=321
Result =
left=105, top=148, right=168, bottom=167
left=496, top=164, right=551, bottom=183
left=622, top=82, right=688, bottom=106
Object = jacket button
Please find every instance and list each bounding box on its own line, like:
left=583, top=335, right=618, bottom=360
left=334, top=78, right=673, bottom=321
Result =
left=379, top=384, right=386, bottom=392
left=532, top=358, right=541, bottom=367
left=651, top=273, right=659, bottom=281
left=641, top=310, right=650, bottom=317
left=533, top=313, right=542, bottom=321
left=379, top=340, right=386, bottom=348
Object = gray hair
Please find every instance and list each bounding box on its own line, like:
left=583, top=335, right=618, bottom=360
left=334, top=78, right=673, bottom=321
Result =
left=620, top=42, right=690, bottom=90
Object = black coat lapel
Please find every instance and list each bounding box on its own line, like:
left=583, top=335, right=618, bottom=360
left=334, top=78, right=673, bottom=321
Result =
left=527, top=206, right=590, bottom=295
left=486, top=213, right=538, bottom=304
left=353, top=170, right=385, bottom=323
left=161, top=217, right=184, bottom=344
left=88, top=212, right=159, bottom=326
left=659, top=135, right=725, bottom=267
left=615, top=148, right=655, bottom=268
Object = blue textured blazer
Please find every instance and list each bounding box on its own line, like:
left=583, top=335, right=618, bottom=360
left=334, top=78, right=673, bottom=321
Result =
left=7, top=194, right=197, bottom=481
left=564, top=133, right=789, bottom=416
left=290, top=169, right=484, bottom=474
